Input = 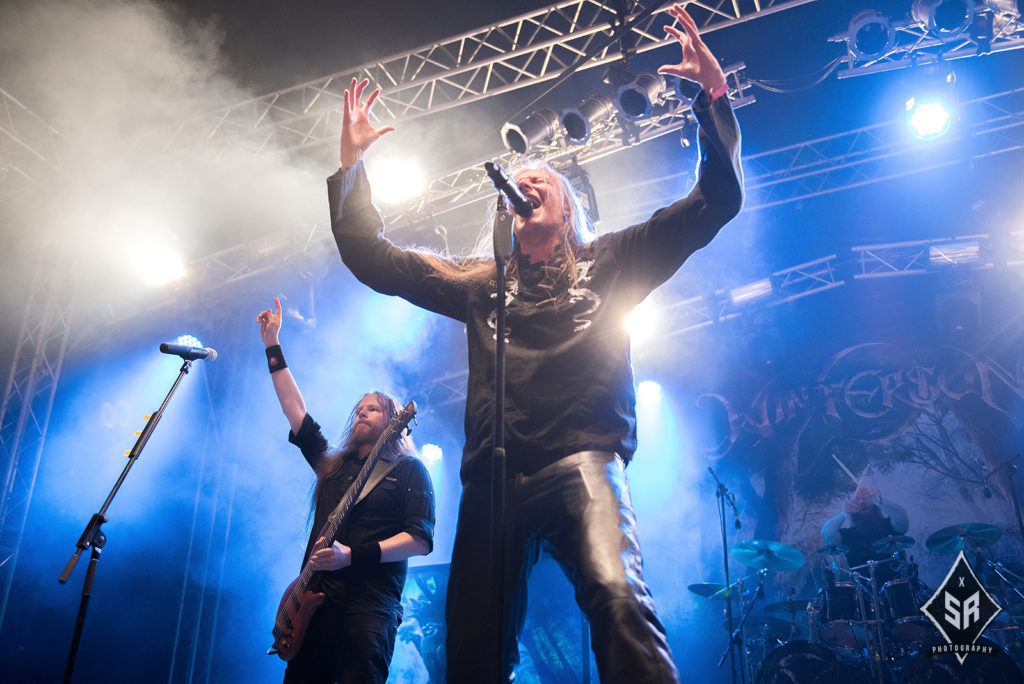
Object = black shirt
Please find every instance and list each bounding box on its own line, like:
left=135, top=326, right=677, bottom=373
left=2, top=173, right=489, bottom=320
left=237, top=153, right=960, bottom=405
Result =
left=289, top=412, right=435, bottom=611
left=329, top=92, right=743, bottom=484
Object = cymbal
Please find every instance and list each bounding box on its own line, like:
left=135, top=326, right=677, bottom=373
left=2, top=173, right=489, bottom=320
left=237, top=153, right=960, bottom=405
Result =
left=926, top=523, right=1002, bottom=554
left=732, top=540, right=805, bottom=572
left=817, top=544, right=850, bottom=556
left=764, top=599, right=812, bottom=614
left=871, top=535, right=915, bottom=554
left=688, top=583, right=727, bottom=598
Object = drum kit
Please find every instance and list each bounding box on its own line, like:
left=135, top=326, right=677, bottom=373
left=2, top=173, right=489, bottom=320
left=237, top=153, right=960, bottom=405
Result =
left=690, top=522, right=1024, bottom=683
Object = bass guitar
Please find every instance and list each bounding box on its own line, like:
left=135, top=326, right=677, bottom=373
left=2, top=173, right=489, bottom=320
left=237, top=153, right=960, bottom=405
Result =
left=268, top=400, right=417, bottom=661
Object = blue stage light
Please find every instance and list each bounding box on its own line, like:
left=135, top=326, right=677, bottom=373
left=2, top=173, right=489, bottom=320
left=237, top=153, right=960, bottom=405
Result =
left=906, top=95, right=955, bottom=140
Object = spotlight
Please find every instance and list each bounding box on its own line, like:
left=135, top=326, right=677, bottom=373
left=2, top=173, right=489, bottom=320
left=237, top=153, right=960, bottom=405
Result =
left=420, top=443, right=443, bottom=466
left=625, top=296, right=661, bottom=345
left=560, top=96, right=614, bottom=145
left=905, top=68, right=957, bottom=141
left=501, top=109, right=558, bottom=154
left=615, top=73, right=666, bottom=121
left=175, top=334, right=203, bottom=348
left=128, top=238, right=185, bottom=286
left=847, top=10, right=896, bottom=61
left=637, top=380, right=662, bottom=403
left=367, top=156, right=426, bottom=206
left=912, top=0, right=976, bottom=37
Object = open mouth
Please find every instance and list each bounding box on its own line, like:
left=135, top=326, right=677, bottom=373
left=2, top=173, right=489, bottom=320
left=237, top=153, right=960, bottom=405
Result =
left=528, top=198, right=542, bottom=209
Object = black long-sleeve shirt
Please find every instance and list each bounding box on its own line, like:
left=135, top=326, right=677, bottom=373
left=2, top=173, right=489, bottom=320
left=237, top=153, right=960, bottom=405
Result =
left=328, top=91, right=743, bottom=484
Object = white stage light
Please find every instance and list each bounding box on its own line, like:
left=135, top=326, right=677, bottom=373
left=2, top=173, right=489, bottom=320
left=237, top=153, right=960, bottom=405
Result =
left=625, top=297, right=661, bottom=345
left=128, top=239, right=185, bottom=286
left=906, top=96, right=955, bottom=140
left=420, top=443, right=443, bottom=466
left=367, top=157, right=426, bottom=205
left=637, top=380, right=662, bottom=403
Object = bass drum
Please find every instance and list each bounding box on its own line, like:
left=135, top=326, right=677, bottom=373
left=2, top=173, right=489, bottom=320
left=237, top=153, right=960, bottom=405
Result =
left=906, top=636, right=1022, bottom=684
left=754, top=641, right=863, bottom=684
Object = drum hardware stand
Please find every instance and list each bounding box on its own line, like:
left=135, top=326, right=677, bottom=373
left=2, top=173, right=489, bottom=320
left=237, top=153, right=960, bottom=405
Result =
left=718, top=569, right=768, bottom=677
left=708, top=467, right=743, bottom=684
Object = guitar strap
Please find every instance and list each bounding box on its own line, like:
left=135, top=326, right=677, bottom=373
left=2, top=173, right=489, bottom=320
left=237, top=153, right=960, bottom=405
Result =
left=352, top=454, right=404, bottom=507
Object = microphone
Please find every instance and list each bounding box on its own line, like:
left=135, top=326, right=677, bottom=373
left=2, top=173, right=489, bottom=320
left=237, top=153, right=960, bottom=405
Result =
left=159, top=342, right=218, bottom=361
left=732, top=493, right=741, bottom=529
left=484, top=161, right=533, bottom=218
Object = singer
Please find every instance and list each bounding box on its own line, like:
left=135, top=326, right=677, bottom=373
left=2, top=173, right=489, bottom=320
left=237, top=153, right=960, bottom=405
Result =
left=257, top=298, right=435, bottom=684
left=326, top=6, right=741, bottom=682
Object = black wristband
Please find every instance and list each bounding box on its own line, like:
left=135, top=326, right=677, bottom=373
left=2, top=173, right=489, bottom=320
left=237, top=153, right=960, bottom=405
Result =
left=350, top=542, right=382, bottom=569
left=265, top=345, right=287, bottom=373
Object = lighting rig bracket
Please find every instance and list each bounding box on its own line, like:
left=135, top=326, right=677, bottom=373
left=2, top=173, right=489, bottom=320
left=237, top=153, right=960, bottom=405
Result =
left=831, top=2, right=1024, bottom=78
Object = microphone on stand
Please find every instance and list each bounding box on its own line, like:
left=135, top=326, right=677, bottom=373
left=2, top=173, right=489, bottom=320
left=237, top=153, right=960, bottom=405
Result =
left=708, top=467, right=741, bottom=529
left=484, top=162, right=534, bottom=218
left=159, top=342, right=218, bottom=361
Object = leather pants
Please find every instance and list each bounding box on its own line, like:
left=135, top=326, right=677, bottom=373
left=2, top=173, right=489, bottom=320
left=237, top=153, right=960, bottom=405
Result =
left=445, top=450, right=679, bottom=683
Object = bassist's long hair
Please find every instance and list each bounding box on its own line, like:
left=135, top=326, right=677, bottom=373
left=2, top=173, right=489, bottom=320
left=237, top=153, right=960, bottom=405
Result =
left=311, top=391, right=416, bottom=515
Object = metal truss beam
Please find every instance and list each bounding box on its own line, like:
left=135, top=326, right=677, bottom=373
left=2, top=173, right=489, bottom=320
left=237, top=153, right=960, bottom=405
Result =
left=832, top=4, right=1024, bottom=79
left=163, top=0, right=819, bottom=155
left=0, top=87, right=63, bottom=203
left=0, top=257, right=73, bottom=634
left=129, top=83, right=1024, bottom=332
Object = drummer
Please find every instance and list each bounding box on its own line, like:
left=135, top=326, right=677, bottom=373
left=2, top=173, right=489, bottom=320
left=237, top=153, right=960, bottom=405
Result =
left=820, top=487, right=910, bottom=582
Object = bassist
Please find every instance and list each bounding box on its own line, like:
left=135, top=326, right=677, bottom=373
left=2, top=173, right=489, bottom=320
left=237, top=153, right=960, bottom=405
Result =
left=258, top=297, right=436, bottom=684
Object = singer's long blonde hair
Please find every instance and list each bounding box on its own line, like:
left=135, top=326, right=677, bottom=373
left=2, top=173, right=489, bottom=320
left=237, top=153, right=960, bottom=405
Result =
left=416, top=160, right=596, bottom=289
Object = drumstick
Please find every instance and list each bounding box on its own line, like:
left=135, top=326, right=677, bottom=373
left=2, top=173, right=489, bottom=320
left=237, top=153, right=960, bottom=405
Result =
left=856, top=462, right=871, bottom=490
left=831, top=454, right=858, bottom=485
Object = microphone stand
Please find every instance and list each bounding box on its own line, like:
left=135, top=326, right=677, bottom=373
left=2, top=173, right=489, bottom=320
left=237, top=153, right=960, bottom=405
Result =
left=490, top=192, right=514, bottom=684
left=708, top=467, right=742, bottom=684
left=718, top=570, right=767, bottom=673
left=58, top=358, right=194, bottom=683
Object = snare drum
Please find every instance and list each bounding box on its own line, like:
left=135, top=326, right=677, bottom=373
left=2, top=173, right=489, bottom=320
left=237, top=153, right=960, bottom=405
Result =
left=819, top=583, right=870, bottom=649
left=880, top=578, right=933, bottom=644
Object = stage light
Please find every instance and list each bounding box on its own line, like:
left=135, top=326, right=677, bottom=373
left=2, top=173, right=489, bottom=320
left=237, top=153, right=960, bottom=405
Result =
left=906, top=95, right=955, bottom=140
left=501, top=109, right=558, bottom=154
left=905, top=68, right=958, bottom=141
left=637, top=380, right=662, bottom=403
left=729, top=278, right=773, bottom=306
left=367, top=156, right=426, bottom=206
left=846, top=10, right=896, bottom=61
left=625, top=296, right=661, bottom=345
left=420, top=443, right=443, bottom=466
left=615, top=73, right=666, bottom=121
left=560, top=96, right=614, bottom=145
left=174, top=334, right=203, bottom=349
left=929, top=239, right=981, bottom=265
left=128, top=239, right=185, bottom=286
left=912, top=0, right=976, bottom=37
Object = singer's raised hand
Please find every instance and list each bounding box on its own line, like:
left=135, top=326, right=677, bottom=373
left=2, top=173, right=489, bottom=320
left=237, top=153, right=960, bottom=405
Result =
left=258, top=297, right=283, bottom=347
left=656, top=4, right=726, bottom=94
left=340, top=78, right=395, bottom=168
